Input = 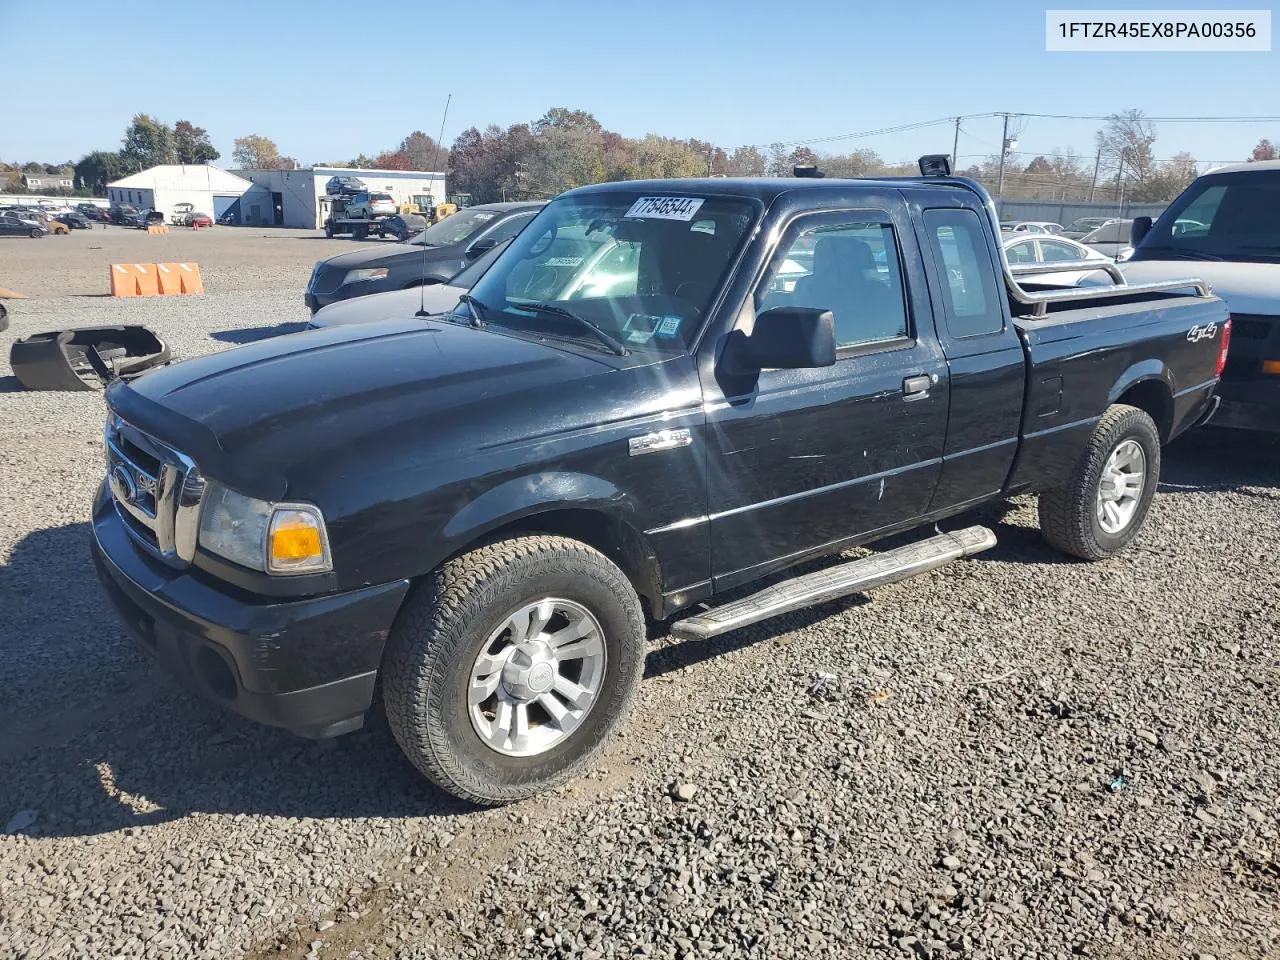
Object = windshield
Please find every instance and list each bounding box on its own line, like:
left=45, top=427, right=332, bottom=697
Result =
left=462, top=191, right=759, bottom=354
left=447, top=238, right=512, bottom=287
left=1136, top=170, right=1280, bottom=263
left=412, top=208, right=502, bottom=247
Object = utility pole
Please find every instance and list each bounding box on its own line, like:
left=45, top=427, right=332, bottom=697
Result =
left=952, top=117, right=961, bottom=170
left=1088, top=146, right=1102, bottom=202
left=996, top=113, right=1010, bottom=198
left=1113, top=149, right=1126, bottom=201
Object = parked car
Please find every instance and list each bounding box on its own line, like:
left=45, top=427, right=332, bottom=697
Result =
left=1120, top=159, right=1280, bottom=432
left=308, top=239, right=515, bottom=329
left=190, top=212, right=214, bottom=229
left=1000, top=221, right=1064, bottom=235
left=171, top=202, right=195, bottom=226
left=1003, top=233, right=1113, bottom=286
left=134, top=209, right=166, bottom=229
left=305, top=201, right=544, bottom=313
left=94, top=165, right=1228, bottom=805
left=110, top=204, right=140, bottom=225
left=77, top=204, right=109, bottom=222
left=1063, top=217, right=1118, bottom=240
left=378, top=214, right=428, bottom=242
left=1080, top=219, right=1136, bottom=259
left=0, top=212, right=48, bottom=238
left=325, top=176, right=367, bottom=197
left=55, top=212, right=91, bottom=230
left=344, top=192, right=397, bottom=220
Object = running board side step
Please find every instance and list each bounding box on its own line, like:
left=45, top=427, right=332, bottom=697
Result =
left=669, top=525, right=997, bottom=641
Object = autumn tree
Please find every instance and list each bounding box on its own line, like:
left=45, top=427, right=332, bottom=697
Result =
left=174, top=120, right=219, bottom=164
left=232, top=134, right=288, bottom=169
left=398, top=130, right=449, bottom=170
left=1095, top=109, right=1157, bottom=198
left=727, top=145, right=766, bottom=177
left=121, top=114, right=175, bottom=171
left=1250, top=138, right=1278, bottom=161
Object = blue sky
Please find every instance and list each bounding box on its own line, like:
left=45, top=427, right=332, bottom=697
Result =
left=3, top=0, right=1276, bottom=169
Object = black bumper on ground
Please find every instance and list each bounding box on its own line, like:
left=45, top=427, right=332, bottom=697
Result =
left=91, top=498, right=411, bottom=739
left=1210, top=381, right=1278, bottom=433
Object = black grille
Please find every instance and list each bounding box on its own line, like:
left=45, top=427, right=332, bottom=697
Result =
left=1231, top=315, right=1275, bottom=341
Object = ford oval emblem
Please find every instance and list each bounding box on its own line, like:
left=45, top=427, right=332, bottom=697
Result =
left=110, top=464, right=138, bottom=504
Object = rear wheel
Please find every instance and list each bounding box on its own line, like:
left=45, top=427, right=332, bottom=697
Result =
left=30, top=228, right=42, bottom=239
left=383, top=535, right=646, bottom=805
left=1038, top=403, right=1161, bottom=560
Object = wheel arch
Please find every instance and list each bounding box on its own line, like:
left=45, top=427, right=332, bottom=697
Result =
left=1110, top=367, right=1174, bottom=442
left=430, top=474, right=665, bottom=619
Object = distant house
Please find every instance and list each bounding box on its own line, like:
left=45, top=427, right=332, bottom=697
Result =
left=107, top=164, right=254, bottom=222
left=22, top=172, right=74, bottom=191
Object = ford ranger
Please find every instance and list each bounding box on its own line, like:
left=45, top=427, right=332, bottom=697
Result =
left=92, top=159, right=1228, bottom=805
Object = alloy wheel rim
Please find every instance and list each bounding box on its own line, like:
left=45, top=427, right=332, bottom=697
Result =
left=1096, top=439, right=1147, bottom=534
left=467, top=597, right=607, bottom=757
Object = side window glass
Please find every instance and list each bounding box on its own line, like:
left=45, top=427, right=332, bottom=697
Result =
left=1006, top=241, right=1035, bottom=265
left=487, top=212, right=535, bottom=244
left=1040, top=241, right=1080, bottom=263
left=756, top=217, right=909, bottom=348
left=923, top=208, right=1004, bottom=338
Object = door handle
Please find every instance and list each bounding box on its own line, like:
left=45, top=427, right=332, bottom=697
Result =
left=902, top=374, right=933, bottom=401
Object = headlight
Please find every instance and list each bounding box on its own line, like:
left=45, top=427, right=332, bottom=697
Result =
left=197, top=481, right=332, bottom=575
left=343, top=267, right=389, bottom=284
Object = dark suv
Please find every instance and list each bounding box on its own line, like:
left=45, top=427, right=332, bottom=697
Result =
left=305, top=201, right=543, bottom=312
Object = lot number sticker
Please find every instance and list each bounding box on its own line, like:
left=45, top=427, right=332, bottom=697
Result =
left=625, top=197, right=705, bottom=221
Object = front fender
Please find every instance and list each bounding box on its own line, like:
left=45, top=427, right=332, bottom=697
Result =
left=442, top=471, right=629, bottom=543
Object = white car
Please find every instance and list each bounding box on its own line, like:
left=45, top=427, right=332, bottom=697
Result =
left=1004, top=233, right=1113, bottom=286
left=1000, top=220, right=1065, bottom=236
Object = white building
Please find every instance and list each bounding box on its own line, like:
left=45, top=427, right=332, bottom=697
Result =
left=106, top=165, right=254, bottom=221
left=232, top=166, right=447, bottom=229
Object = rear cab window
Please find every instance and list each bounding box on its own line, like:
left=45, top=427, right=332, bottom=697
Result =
left=923, top=208, right=1005, bottom=338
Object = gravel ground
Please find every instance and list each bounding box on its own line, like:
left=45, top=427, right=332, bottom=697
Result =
left=0, top=226, right=383, bottom=298
left=1, top=279, right=1278, bottom=960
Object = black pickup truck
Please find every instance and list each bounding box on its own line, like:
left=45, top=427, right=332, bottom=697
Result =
left=92, top=160, right=1229, bottom=805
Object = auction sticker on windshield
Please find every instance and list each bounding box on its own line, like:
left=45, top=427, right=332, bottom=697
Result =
left=625, top=197, right=705, bottom=221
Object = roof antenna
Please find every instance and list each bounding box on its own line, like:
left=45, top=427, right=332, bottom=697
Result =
left=418, top=93, right=452, bottom=318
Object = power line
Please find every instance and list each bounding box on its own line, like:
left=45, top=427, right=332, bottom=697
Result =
left=763, top=110, right=1279, bottom=154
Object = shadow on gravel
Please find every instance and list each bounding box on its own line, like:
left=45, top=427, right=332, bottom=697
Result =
left=1161, top=428, right=1280, bottom=495
left=0, top=376, right=24, bottom=393
left=211, top=322, right=310, bottom=344
left=0, top=522, right=474, bottom=839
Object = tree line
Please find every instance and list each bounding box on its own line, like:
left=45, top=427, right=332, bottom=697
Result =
left=5, top=107, right=1277, bottom=201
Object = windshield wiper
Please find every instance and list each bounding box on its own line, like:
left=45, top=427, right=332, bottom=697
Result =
left=521, top=302, right=629, bottom=356
left=457, top=293, right=487, bottom=329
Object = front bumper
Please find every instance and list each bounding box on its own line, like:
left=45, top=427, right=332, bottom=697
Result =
left=91, top=491, right=410, bottom=738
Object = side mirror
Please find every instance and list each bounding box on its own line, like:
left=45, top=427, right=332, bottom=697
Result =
left=466, top=235, right=498, bottom=258
left=1130, top=216, right=1153, bottom=246
left=723, top=307, right=837, bottom=375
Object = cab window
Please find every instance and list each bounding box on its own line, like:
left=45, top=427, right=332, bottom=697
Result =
left=756, top=217, right=910, bottom=349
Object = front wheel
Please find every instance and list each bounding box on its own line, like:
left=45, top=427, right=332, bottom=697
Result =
left=383, top=535, right=646, bottom=805
left=1038, top=403, right=1161, bottom=560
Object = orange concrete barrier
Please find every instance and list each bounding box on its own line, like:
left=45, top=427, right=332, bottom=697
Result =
left=158, top=262, right=204, bottom=295
left=110, top=263, right=160, bottom=298
left=146, top=224, right=169, bottom=235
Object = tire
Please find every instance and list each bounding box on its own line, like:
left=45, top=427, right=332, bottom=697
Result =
left=383, top=535, right=646, bottom=805
left=324, top=221, right=334, bottom=238
left=30, top=228, right=42, bottom=239
left=1038, top=403, right=1161, bottom=560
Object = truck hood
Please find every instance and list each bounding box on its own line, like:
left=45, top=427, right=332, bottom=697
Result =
left=319, top=242, right=456, bottom=272
left=309, top=284, right=465, bottom=327
left=1120, top=259, right=1280, bottom=315
left=112, top=319, right=611, bottom=499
